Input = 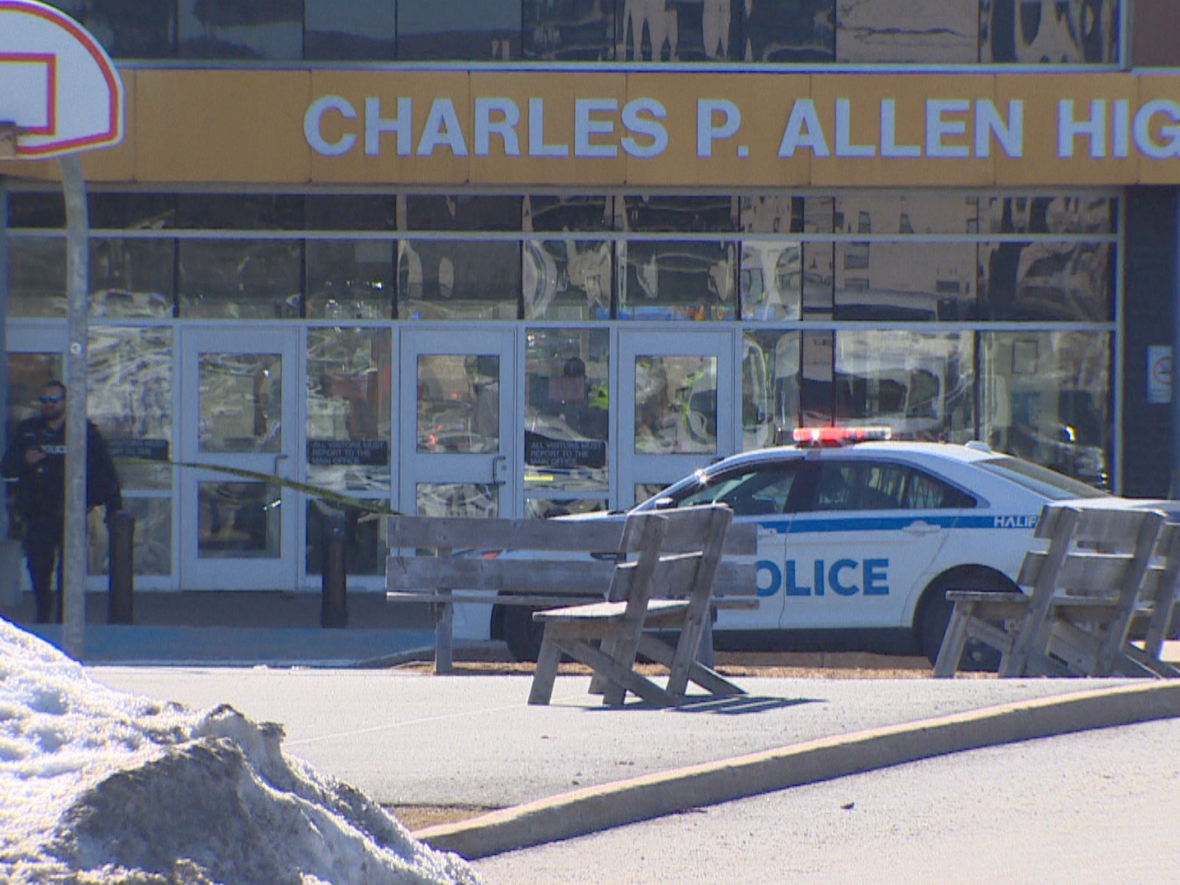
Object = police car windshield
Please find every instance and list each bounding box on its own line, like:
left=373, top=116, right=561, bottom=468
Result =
left=976, top=456, right=1109, bottom=501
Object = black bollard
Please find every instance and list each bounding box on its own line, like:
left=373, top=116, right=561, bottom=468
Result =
left=107, top=511, right=135, bottom=625
left=320, top=509, right=348, bottom=628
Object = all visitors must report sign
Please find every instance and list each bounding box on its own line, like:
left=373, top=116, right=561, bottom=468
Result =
left=9, top=69, right=1180, bottom=186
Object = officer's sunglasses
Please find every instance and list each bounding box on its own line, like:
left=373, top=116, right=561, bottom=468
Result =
left=40, top=395, right=63, bottom=404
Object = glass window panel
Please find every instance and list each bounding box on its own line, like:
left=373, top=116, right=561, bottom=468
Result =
left=178, top=239, right=303, bottom=318
left=178, top=0, right=303, bottom=60
left=834, top=242, right=978, bottom=321
left=981, top=0, right=1120, bottom=64
left=398, top=0, right=522, bottom=60
left=618, top=241, right=736, bottom=321
left=89, top=194, right=177, bottom=230
left=306, top=240, right=393, bottom=320
left=306, top=502, right=388, bottom=575
left=621, top=195, right=736, bottom=233
left=801, top=242, right=835, bottom=318
left=981, top=331, right=1111, bottom=488
left=305, top=0, right=397, bottom=60
left=742, top=0, right=835, bottom=61
left=177, top=194, right=304, bottom=230
left=6, top=354, right=64, bottom=428
left=835, top=193, right=980, bottom=235
left=89, top=327, right=174, bottom=492
left=305, top=195, right=397, bottom=230
left=523, top=240, right=613, bottom=321
left=837, top=0, right=978, bottom=62
left=740, top=195, right=804, bottom=234
left=8, top=237, right=67, bottom=318
left=833, top=331, right=976, bottom=442
left=90, top=238, right=176, bottom=319
left=88, top=499, right=172, bottom=576
left=525, top=328, right=609, bottom=493
left=398, top=240, right=520, bottom=320
left=979, top=241, right=1114, bottom=322
left=984, top=195, right=1116, bottom=234
left=801, top=331, right=834, bottom=426
left=524, top=0, right=616, bottom=60
left=198, top=352, right=283, bottom=454
left=416, top=483, right=498, bottom=517
left=198, top=481, right=282, bottom=557
left=635, top=355, right=717, bottom=454
left=740, top=240, right=802, bottom=321
left=525, top=498, right=608, bottom=518
left=526, top=195, right=613, bottom=232
left=405, top=195, right=522, bottom=231
left=306, top=327, right=393, bottom=492
left=617, top=0, right=740, bottom=61
left=743, top=331, right=801, bottom=450
left=45, top=0, right=176, bottom=59
left=7, top=192, right=65, bottom=228
left=416, top=355, right=499, bottom=454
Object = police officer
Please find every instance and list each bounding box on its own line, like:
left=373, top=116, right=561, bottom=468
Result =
left=1, top=380, right=122, bottom=623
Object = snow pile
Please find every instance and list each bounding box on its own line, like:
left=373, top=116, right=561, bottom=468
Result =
left=0, top=618, right=483, bottom=885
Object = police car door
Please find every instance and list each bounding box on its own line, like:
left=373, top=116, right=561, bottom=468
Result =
left=780, top=457, right=952, bottom=630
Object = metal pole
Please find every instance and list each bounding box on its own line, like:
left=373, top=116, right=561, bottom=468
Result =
left=0, top=175, right=8, bottom=542
left=60, top=155, right=88, bottom=659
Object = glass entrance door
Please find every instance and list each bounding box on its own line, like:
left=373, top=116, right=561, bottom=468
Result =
left=179, top=328, right=300, bottom=589
left=399, top=329, right=517, bottom=518
left=618, top=330, right=736, bottom=508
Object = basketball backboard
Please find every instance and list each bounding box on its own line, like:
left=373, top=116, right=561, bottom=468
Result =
left=0, top=0, right=123, bottom=159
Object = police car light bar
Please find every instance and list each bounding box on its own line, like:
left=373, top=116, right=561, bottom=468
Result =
left=792, top=426, right=893, bottom=446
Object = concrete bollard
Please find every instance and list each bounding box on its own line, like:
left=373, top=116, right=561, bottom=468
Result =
left=107, top=511, right=135, bottom=625
left=320, top=509, right=348, bottom=628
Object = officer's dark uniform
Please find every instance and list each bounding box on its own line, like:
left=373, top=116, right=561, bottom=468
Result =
left=1, top=415, right=122, bottom=623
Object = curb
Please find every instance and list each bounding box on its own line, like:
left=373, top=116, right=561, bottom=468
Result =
left=417, top=680, right=1180, bottom=859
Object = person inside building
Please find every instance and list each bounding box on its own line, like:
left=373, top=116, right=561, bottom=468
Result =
left=1, top=380, right=122, bottom=623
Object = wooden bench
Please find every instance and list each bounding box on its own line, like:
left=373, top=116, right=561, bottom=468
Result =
left=386, top=508, right=758, bottom=674
left=527, top=504, right=743, bottom=707
left=934, top=503, right=1180, bottom=679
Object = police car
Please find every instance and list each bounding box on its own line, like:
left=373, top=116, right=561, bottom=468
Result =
left=463, top=427, right=1170, bottom=664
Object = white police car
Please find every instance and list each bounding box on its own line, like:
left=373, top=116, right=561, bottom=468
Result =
left=469, top=428, right=1170, bottom=664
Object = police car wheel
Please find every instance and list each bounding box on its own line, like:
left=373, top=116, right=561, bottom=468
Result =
left=503, top=605, right=545, bottom=663
left=917, top=572, right=1010, bottom=671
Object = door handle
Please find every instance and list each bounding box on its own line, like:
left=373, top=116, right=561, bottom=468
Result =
left=491, top=455, right=507, bottom=485
left=273, top=453, right=290, bottom=477
left=904, top=520, right=941, bottom=534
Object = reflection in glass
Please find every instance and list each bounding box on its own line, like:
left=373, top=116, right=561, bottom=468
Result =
left=305, top=0, right=397, bottom=60
left=525, top=498, right=607, bottom=519
left=635, top=355, right=717, bottom=455
left=177, top=194, right=304, bottom=230
left=6, top=354, right=63, bottom=428
left=523, top=240, right=612, bottom=320
left=981, top=331, right=1111, bottom=487
left=7, top=192, right=66, bottom=227
left=198, top=481, right=281, bottom=557
left=837, top=0, right=978, bottom=62
left=979, top=241, right=1113, bottom=321
left=178, top=0, right=303, bottom=60
left=398, top=241, right=520, bottom=320
left=981, top=0, right=1120, bottom=64
left=801, top=331, right=834, bottom=427
left=416, top=355, right=500, bottom=454
left=398, top=0, right=522, bottom=60
left=834, top=242, right=977, bottom=321
left=306, top=502, right=387, bottom=576
left=90, top=239, right=175, bottom=319
left=306, top=240, right=393, bottom=320
left=8, top=238, right=66, bottom=318
left=833, top=331, right=975, bottom=442
left=198, top=352, right=282, bottom=454
left=618, top=241, right=736, bottom=320
left=526, top=329, right=609, bottom=493
left=305, top=195, right=397, bottom=230
left=90, top=193, right=177, bottom=229
left=416, top=483, right=498, bottom=518
left=179, top=240, right=302, bottom=319
left=984, top=195, right=1116, bottom=234
left=743, top=331, right=801, bottom=450
left=524, top=0, right=616, bottom=60
left=740, top=240, right=802, bottom=321
left=307, top=328, right=392, bottom=492
left=90, top=327, right=174, bottom=491
left=405, top=195, right=522, bottom=231
left=617, top=0, right=739, bottom=60
left=742, top=0, right=834, bottom=61
left=49, top=0, right=176, bottom=59
left=88, top=498, right=171, bottom=576
left=835, top=193, right=979, bottom=236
